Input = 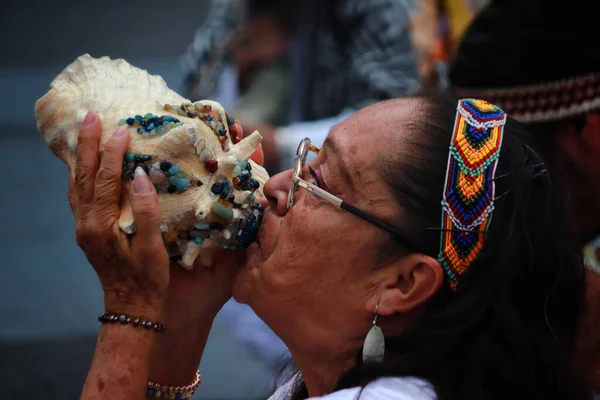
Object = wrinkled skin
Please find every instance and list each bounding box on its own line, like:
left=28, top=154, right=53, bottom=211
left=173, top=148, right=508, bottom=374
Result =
left=232, top=99, right=443, bottom=394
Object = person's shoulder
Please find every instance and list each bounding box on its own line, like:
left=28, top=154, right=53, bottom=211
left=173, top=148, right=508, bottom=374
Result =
left=310, top=377, right=436, bottom=400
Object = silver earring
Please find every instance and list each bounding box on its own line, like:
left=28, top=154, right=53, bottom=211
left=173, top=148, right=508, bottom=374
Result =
left=362, top=304, right=385, bottom=364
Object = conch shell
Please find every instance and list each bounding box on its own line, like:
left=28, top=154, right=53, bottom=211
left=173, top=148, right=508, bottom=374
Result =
left=35, top=54, right=268, bottom=268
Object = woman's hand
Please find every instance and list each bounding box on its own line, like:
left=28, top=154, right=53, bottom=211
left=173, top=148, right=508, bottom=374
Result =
left=68, top=111, right=169, bottom=316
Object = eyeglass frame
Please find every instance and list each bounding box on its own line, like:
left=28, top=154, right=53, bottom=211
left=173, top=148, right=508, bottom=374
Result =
left=287, top=138, right=422, bottom=251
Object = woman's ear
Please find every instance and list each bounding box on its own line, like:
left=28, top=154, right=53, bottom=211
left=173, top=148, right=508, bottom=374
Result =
left=366, top=253, right=444, bottom=316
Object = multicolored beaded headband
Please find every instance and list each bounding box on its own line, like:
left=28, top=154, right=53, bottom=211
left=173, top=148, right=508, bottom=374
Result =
left=438, top=99, right=507, bottom=290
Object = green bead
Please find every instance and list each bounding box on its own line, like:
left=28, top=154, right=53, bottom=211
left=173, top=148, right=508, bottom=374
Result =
left=144, top=113, right=154, bottom=119
left=212, top=202, right=233, bottom=221
left=195, top=237, right=203, bottom=244
left=155, top=390, right=162, bottom=398
left=237, top=160, right=248, bottom=170
left=125, top=153, right=135, bottom=162
left=233, top=164, right=242, bottom=177
left=193, top=222, right=210, bottom=231
left=118, top=119, right=127, bottom=125
left=169, top=176, right=188, bottom=191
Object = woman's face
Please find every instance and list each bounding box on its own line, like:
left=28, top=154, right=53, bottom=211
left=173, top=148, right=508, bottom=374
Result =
left=232, top=101, right=415, bottom=349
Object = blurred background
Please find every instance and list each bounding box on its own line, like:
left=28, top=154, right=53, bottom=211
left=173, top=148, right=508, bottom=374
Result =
left=0, top=1, right=274, bottom=399
left=0, top=0, right=488, bottom=398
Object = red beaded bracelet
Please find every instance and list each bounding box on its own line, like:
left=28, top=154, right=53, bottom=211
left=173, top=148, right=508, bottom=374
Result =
left=98, top=312, right=167, bottom=333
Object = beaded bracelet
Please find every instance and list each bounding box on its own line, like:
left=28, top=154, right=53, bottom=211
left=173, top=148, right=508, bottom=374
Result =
left=147, top=371, right=202, bottom=399
left=98, top=312, right=167, bottom=333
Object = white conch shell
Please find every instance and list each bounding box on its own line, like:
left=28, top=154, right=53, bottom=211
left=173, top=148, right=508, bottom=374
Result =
left=34, top=54, right=268, bottom=269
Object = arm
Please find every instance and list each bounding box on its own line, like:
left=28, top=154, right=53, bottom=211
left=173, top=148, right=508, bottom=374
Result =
left=147, top=250, right=244, bottom=387
left=341, top=0, right=420, bottom=106
left=70, top=113, right=246, bottom=399
left=82, top=307, right=161, bottom=399
left=148, top=296, right=216, bottom=386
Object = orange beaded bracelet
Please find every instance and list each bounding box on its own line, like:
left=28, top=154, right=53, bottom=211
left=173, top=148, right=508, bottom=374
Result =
left=147, top=371, right=202, bottom=399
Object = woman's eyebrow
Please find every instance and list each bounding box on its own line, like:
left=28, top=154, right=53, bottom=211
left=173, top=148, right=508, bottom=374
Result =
left=323, top=135, right=354, bottom=191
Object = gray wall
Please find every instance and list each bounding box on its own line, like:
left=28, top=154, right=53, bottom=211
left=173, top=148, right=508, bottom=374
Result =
left=0, top=1, right=273, bottom=398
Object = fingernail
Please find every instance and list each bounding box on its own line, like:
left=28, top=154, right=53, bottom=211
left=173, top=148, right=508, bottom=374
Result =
left=83, top=111, right=96, bottom=126
left=113, top=126, right=127, bottom=138
left=133, top=167, right=152, bottom=194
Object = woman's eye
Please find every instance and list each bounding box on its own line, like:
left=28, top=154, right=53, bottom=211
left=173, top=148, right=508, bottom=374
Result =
left=308, top=166, right=322, bottom=188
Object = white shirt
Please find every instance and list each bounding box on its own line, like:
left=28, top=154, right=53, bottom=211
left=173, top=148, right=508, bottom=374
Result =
left=269, top=377, right=437, bottom=400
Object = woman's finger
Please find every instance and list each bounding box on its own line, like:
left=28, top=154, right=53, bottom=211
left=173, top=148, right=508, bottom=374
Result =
left=129, top=167, right=162, bottom=247
left=75, top=111, right=103, bottom=217
left=67, top=169, right=79, bottom=217
left=92, top=126, right=130, bottom=223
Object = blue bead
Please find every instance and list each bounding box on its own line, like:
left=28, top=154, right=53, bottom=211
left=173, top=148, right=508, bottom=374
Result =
left=168, top=165, right=179, bottom=175
left=119, top=314, right=127, bottom=324
left=135, top=115, right=143, bottom=121
left=210, top=222, right=224, bottom=231
left=246, top=162, right=252, bottom=171
left=126, top=117, right=135, bottom=125
left=226, top=115, right=235, bottom=125
left=219, top=128, right=226, bottom=136
left=206, top=116, right=212, bottom=122
left=147, top=388, right=155, bottom=397
left=255, top=203, right=263, bottom=212
left=222, top=180, right=230, bottom=190
left=147, top=123, right=155, bottom=130
left=211, top=182, right=223, bottom=194
left=163, top=115, right=174, bottom=122
left=169, top=176, right=188, bottom=191
left=174, top=393, right=182, bottom=400
left=249, top=175, right=258, bottom=186
left=155, top=119, right=163, bottom=126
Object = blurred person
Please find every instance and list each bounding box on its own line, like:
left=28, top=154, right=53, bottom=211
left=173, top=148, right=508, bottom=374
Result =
left=181, top=0, right=420, bottom=173
left=448, top=0, right=600, bottom=392
left=72, top=92, right=588, bottom=399
left=407, top=0, right=490, bottom=88
left=181, top=0, right=420, bottom=373
left=182, top=0, right=291, bottom=129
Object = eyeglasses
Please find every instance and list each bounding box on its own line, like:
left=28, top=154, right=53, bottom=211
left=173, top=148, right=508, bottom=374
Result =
left=287, top=138, right=420, bottom=250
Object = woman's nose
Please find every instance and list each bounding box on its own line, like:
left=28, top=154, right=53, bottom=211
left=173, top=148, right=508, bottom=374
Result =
left=263, top=169, right=294, bottom=216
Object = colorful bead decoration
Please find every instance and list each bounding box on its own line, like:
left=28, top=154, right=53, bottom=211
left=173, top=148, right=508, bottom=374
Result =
left=454, top=71, right=600, bottom=123
left=147, top=370, right=201, bottom=399
left=98, top=312, right=166, bottom=333
left=118, top=113, right=182, bottom=138
left=164, top=102, right=233, bottom=151
left=438, top=99, right=506, bottom=290
left=122, top=153, right=197, bottom=194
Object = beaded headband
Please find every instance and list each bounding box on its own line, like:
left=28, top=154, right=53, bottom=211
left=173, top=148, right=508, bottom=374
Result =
left=438, top=99, right=506, bottom=290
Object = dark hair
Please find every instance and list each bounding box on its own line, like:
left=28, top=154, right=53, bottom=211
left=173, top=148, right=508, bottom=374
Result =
left=288, top=90, right=587, bottom=399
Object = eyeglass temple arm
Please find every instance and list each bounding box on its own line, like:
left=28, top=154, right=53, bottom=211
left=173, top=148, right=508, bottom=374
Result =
left=340, top=202, right=404, bottom=237
left=298, top=180, right=404, bottom=239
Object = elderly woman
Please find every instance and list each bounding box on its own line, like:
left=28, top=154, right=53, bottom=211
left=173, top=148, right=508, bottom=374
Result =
left=71, top=91, right=587, bottom=400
